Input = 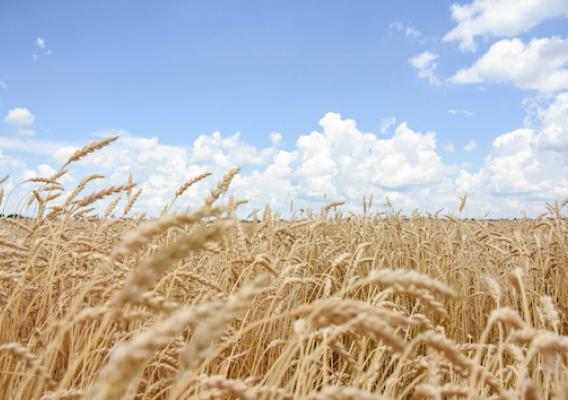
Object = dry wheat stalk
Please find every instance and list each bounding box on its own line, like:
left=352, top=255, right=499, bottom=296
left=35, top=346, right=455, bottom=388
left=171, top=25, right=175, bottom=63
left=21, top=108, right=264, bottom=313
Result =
left=88, top=277, right=267, bottom=400
left=60, top=136, right=118, bottom=169
left=73, top=183, right=134, bottom=209
left=123, top=187, right=143, bottom=216
left=0, top=156, right=567, bottom=400
left=175, top=171, right=212, bottom=199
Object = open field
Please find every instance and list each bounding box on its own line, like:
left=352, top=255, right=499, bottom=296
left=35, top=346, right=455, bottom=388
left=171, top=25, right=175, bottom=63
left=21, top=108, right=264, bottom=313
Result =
left=1, top=138, right=568, bottom=400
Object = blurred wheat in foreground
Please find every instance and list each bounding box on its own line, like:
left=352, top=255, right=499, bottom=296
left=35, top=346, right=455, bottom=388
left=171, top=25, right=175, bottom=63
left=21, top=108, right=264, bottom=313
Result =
left=0, top=138, right=567, bottom=400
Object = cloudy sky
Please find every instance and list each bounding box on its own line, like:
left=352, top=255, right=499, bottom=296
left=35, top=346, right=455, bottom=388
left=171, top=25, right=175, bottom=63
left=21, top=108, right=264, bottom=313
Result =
left=0, top=0, right=567, bottom=217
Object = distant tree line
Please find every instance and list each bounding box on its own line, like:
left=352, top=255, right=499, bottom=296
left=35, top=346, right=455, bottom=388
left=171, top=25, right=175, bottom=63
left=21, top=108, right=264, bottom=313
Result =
left=0, top=213, right=27, bottom=219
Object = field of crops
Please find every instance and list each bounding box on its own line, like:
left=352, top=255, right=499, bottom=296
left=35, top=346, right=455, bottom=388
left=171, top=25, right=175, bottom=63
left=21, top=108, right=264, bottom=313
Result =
left=1, top=137, right=567, bottom=400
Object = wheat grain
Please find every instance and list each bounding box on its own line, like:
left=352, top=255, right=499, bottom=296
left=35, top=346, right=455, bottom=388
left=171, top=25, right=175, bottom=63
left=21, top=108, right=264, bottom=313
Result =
left=0, top=162, right=566, bottom=400
left=61, top=136, right=118, bottom=168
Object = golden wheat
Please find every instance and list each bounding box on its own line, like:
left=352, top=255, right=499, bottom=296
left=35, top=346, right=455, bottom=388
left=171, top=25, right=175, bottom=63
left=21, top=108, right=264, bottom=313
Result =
left=0, top=139, right=567, bottom=399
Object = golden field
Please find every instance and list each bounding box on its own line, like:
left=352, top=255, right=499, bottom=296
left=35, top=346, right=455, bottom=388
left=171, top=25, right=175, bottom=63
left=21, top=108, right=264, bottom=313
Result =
left=0, top=137, right=567, bottom=400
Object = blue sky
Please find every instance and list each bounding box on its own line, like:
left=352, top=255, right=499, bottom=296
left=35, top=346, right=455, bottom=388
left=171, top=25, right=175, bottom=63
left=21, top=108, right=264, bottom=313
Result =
left=1, top=0, right=567, bottom=217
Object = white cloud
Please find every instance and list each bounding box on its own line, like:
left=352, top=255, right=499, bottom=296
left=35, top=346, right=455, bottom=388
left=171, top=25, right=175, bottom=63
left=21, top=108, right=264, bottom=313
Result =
left=536, top=91, right=568, bottom=151
left=444, top=0, right=568, bottom=52
left=409, top=51, right=437, bottom=70
left=380, top=116, right=396, bottom=134
left=0, top=149, right=26, bottom=170
left=455, top=92, right=568, bottom=212
left=449, top=37, right=568, bottom=93
left=389, top=22, right=423, bottom=42
left=3, top=114, right=449, bottom=216
left=0, top=136, right=69, bottom=156
left=463, top=140, right=478, bottom=152
left=32, top=38, right=51, bottom=60
left=0, top=81, right=7, bottom=90
left=460, top=129, right=542, bottom=194
left=4, top=107, right=35, bottom=126
left=409, top=51, right=440, bottom=85
left=0, top=150, right=7, bottom=170
left=448, top=108, right=474, bottom=117
left=191, top=131, right=276, bottom=168
left=46, top=130, right=283, bottom=214
left=1, top=102, right=567, bottom=218
left=270, top=132, right=282, bottom=145
left=23, top=163, right=56, bottom=181
left=294, top=114, right=446, bottom=196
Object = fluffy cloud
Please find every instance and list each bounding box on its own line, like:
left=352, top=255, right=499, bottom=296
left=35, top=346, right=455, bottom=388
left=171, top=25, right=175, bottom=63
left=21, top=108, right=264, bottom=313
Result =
left=0, top=113, right=452, bottom=216
left=444, top=0, right=568, bottom=52
left=48, top=130, right=282, bottom=214
left=36, top=37, right=46, bottom=49
left=537, top=92, right=568, bottom=151
left=293, top=113, right=446, bottom=199
left=191, top=131, right=276, bottom=168
left=4, top=107, right=35, bottom=126
left=409, top=51, right=440, bottom=85
left=455, top=92, right=568, bottom=213
left=52, top=133, right=200, bottom=209
left=450, top=37, right=568, bottom=92
left=1, top=103, right=566, bottom=218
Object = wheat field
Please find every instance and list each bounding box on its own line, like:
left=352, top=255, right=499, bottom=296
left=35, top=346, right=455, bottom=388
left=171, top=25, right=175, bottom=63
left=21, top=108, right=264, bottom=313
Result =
left=0, top=137, right=567, bottom=400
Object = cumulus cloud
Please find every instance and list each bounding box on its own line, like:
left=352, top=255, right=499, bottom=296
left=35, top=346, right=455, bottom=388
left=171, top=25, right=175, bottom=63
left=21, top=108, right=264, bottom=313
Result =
left=458, top=129, right=542, bottom=195
left=449, top=37, right=568, bottom=93
left=380, top=116, right=396, bottom=134
left=444, top=0, right=568, bottom=52
left=191, top=131, right=278, bottom=169
left=409, top=51, right=440, bottom=85
left=47, top=130, right=282, bottom=214
left=4, top=107, right=35, bottom=126
left=537, top=91, right=568, bottom=151
left=36, top=37, right=46, bottom=49
left=463, top=140, right=478, bottom=152
left=1, top=113, right=451, bottom=216
left=23, top=163, right=57, bottom=181
left=295, top=113, right=446, bottom=197
left=1, top=104, right=567, bottom=218
left=455, top=92, right=568, bottom=214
